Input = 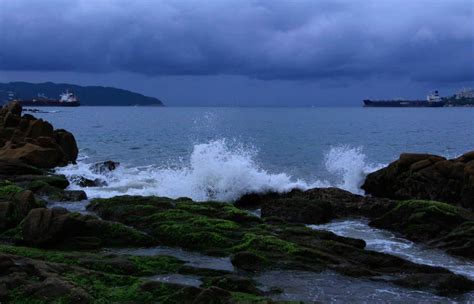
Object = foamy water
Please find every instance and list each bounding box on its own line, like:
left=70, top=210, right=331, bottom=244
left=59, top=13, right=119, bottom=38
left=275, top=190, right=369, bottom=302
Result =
left=56, top=140, right=381, bottom=201
left=310, top=219, right=474, bottom=280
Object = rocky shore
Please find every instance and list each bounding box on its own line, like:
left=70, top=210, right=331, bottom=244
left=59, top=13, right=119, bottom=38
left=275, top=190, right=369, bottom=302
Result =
left=1, top=102, right=473, bottom=303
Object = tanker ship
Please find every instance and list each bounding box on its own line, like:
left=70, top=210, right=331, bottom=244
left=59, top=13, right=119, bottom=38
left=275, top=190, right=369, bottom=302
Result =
left=363, top=91, right=445, bottom=107
left=12, top=90, right=80, bottom=107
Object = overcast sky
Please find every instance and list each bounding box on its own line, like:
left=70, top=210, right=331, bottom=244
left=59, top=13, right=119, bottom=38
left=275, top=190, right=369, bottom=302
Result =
left=1, top=0, right=473, bottom=106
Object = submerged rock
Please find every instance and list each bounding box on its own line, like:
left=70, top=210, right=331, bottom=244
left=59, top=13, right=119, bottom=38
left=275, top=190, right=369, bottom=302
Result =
left=0, top=102, right=78, bottom=168
left=362, top=151, right=474, bottom=210
left=90, top=160, right=120, bottom=174
left=72, top=176, right=107, bottom=187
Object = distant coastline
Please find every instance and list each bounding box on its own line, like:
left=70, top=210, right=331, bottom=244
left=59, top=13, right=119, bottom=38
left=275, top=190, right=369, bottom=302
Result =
left=0, top=82, right=164, bottom=106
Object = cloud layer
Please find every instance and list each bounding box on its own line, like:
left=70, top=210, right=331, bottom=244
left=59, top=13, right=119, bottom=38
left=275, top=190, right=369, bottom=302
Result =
left=1, top=0, right=473, bottom=82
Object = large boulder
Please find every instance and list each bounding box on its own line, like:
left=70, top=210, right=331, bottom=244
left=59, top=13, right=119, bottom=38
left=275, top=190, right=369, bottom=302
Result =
left=236, top=187, right=396, bottom=223
left=0, top=159, right=43, bottom=176
left=20, top=208, right=153, bottom=249
left=0, top=189, right=44, bottom=231
left=362, top=152, right=474, bottom=210
left=0, top=102, right=78, bottom=168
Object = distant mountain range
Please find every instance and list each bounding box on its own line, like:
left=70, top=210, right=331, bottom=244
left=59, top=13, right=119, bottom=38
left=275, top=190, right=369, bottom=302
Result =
left=0, top=82, right=164, bottom=106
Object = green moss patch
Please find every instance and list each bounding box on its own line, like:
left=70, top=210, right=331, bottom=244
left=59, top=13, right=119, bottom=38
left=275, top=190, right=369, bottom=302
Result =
left=370, top=200, right=471, bottom=242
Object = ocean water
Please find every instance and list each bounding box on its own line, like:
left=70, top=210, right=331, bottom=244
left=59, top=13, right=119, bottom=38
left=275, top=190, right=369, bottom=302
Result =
left=32, top=106, right=474, bottom=201
left=34, top=106, right=474, bottom=302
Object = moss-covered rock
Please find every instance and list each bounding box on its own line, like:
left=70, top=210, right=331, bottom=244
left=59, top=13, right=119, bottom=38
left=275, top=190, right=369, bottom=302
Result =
left=0, top=188, right=45, bottom=232
left=370, top=200, right=470, bottom=241
left=428, top=221, right=474, bottom=259
left=0, top=180, right=23, bottom=198
left=0, top=249, right=272, bottom=303
left=202, top=275, right=262, bottom=295
left=236, top=187, right=397, bottom=223
left=29, top=181, right=87, bottom=202
left=87, top=195, right=474, bottom=296
left=362, top=151, right=474, bottom=210
left=0, top=244, right=183, bottom=276
left=370, top=200, right=474, bottom=259
left=27, top=174, right=70, bottom=190
left=17, top=208, right=154, bottom=249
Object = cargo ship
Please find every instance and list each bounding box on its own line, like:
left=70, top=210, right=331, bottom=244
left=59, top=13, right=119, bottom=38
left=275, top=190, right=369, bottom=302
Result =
left=363, top=91, right=446, bottom=107
left=12, top=90, right=80, bottom=107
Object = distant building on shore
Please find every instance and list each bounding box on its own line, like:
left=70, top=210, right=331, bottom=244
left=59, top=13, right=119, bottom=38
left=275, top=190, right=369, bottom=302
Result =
left=455, top=88, right=474, bottom=99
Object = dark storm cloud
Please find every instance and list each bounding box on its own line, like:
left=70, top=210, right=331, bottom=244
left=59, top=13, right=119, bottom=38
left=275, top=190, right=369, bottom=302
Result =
left=1, top=0, right=473, bottom=82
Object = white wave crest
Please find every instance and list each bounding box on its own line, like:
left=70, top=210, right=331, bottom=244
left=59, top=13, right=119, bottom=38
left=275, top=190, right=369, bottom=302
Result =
left=57, top=140, right=383, bottom=201
left=58, top=139, right=326, bottom=201
left=324, top=145, right=383, bottom=194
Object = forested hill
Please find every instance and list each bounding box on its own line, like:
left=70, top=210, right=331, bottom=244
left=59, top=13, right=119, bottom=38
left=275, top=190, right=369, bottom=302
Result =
left=0, top=82, right=164, bottom=106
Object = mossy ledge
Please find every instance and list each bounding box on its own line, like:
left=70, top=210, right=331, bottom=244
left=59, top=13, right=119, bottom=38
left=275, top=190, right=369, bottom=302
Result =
left=370, top=199, right=474, bottom=259
left=0, top=246, right=269, bottom=303
left=87, top=195, right=474, bottom=297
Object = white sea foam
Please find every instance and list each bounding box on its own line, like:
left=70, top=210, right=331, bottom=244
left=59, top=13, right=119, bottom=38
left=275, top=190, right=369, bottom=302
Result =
left=56, top=140, right=381, bottom=201
left=324, top=145, right=384, bottom=194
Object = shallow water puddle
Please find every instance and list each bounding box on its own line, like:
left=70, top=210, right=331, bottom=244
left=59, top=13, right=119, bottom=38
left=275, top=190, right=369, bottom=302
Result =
left=309, top=219, right=474, bottom=280
left=256, top=270, right=464, bottom=303
left=147, top=273, right=202, bottom=287
left=110, top=246, right=234, bottom=272
left=47, top=200, right=92, bottom=214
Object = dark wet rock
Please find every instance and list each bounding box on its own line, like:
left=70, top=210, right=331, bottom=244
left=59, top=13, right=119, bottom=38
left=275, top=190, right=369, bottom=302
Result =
left=370, top=200, right=469, bottom=242
left=25, top=176, right=86, bottom=202
left=428, top=221, right=474, bottom=259
left=0, top=251, right=243, bottom=303
left=0, top=254, right=92, bottom=303
left=394, top=273, right=474, bottom=297
left=206, top=275, right=262, bottom=295
left=0, top=189, right=45, bottom=231
left=20, top=207, right=153, bottom=249
left=261, top=198, right=333, bottom=224
left=236, top=187, right=396, bottom=223
left=362, top=151, right=474, bottom=210
left=55, top=190, right=87, bottom=201
left=234, top=186, right=470, bottom=261
left=90, top=160, right=120, bottom=174
left=33, top=185, right=87, bottom=202
left=140, top=281, right=203, bottom=303
left=230, top=251, right=266, bottom=272
left=0, top=159, right=43, bottom=176
left=54, top=129, right=79, bottom=162
left=72, top=175, right=107, bottom=187
left=88, top=195, right=474, bottom=296
left=25, top=174, right=70, bottom=191
left=194, top=286, right=231, bottom=303
left=0, top=102, right=78, bottom=168
left=370, top=200, right=474, bottom=259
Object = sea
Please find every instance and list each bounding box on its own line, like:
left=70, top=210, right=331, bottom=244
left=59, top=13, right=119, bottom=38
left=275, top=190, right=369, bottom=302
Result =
left=32, top=106, right=474, bottom=303
left=31, top=106, right=474, bottom=202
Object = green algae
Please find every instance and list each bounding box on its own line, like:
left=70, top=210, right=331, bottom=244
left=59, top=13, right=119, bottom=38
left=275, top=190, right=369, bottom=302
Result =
left=370, top=199, right=470, bottom=241
left=0, top=244, right=183, bottom=276
left=0, top=181, right=23, bottom=198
